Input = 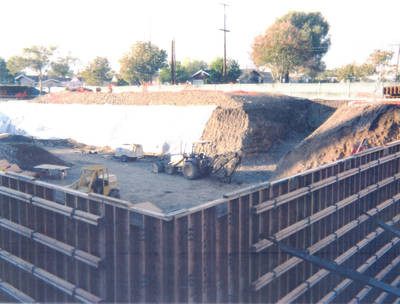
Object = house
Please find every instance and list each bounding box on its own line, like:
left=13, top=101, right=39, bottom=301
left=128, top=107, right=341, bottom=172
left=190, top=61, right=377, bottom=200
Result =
left=64, top=76, right=83, bottom=89
left=238, top=69, right=274, bottom=83
left=15, top=74, right=75, bottom=90
left=191, top=70, right=210, bottom=85
left=42, top=79, right=63, bottom=88
left=15, top=75, right=37, bottom=86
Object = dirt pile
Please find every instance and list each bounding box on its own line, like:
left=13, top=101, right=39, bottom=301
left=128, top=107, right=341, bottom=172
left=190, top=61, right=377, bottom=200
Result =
left=0, top=136, right=70, bottom=170
left=200, top=95, right=335, bottom=156
left=36, top=138, right=113, bottom=153
left=33, top=90, right=240, bottom=107
left=273, top=102, right=400, bottom=179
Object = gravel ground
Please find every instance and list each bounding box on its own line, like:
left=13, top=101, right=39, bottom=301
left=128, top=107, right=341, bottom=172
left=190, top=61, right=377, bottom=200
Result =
left=46, top=147, right=241, bottom=213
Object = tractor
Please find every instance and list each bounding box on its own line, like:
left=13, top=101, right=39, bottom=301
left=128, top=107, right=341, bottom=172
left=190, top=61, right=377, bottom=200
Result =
left=68, top=165, right=120, bottom=198
left=153, top=141, right=212, bottom=180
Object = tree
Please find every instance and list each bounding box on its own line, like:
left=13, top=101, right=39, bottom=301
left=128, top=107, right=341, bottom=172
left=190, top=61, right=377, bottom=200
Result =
left=48, top=56, right=77, bottom=78
left=6, top=56, right=27, bottom=76
left=355, top=63, right=375, bottom=80
left=280, top=11, right=330, bottom=75
left=0, top=58, right=12, bottom=83
left=367, top=49, right=394, bottom=80
left=159, top=59, right=207, bottom=84
left=22, top=45, right=57, bottom=93
left=159, top=62, right=189, bottom=84
left=251, top=21, right=311, bottom=82
left=6, top=45, right=57, bottom=92
left=182, top=59, right=207, bottom=77
left=296, top=58, right=326, bottom=81
left=251, top=11, right=330, bottom=82
left=207, top=57, right=241, bottom=84
left=80, top=57, right=113, bottom=86
left=326, top=62, right=375, bottom=83
left=368, top=50, right=393, bottom=68
left=119, top=41, right=167, bottom=84
left=336, top=64, right=356, bottom=82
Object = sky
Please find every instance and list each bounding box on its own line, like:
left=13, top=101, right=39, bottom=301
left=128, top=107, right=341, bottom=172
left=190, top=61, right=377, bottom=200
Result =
left=1, top=0, right=400, bottom=72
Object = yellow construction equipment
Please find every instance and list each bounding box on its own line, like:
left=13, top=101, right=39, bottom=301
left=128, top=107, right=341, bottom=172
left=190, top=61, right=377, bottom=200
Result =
left=68, top=165, right=120, bottom=198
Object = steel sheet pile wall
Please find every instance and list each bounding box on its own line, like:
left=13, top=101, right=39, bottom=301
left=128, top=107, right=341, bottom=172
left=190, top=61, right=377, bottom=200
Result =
left=1, top=141, right=400, bottom=302
left=247, top=148, right=400, bottom=303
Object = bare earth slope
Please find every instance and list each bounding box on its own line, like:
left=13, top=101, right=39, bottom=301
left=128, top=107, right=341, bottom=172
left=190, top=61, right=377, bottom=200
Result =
left=273, top=102, right=400, bottom=179
left=0, top=135, right=69, bottom=169
left=200, top=95, right=336, bottom=156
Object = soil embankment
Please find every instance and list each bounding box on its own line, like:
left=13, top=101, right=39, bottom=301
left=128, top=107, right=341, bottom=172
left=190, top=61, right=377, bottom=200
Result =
left=199, top=95, right=335, bottom=156
left=34, top=90, right=239, bottom=107
left=273, top=102, right=400, bottom=179
left=0, top=135, right=69, bottom=170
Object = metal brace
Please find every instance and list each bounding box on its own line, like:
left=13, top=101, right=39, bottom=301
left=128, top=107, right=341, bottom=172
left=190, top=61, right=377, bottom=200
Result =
left=363, top=212, right=400, bottom=238
left=376, top=218, right=400, bottom=238
left=267, top=237, right=400, bottom=297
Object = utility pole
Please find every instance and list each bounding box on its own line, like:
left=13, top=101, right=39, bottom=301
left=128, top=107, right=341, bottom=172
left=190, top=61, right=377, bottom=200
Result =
left=396, top=44, right=400, bottom=82
left=171, top=39, right=176, bottom=85
left=219, top=3, right=230, bottom=83
left=390, top=43, right=400, bottom=82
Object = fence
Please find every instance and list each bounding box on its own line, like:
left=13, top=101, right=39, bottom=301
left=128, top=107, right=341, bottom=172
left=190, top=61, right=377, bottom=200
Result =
left=48, top=82, right=399, bottom=100
left=88, top=82, right=397, bottom=101
left=1, top=141, right=400, bottom=302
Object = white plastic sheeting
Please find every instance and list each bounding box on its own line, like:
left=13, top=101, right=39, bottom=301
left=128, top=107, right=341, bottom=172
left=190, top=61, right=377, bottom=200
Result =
left=0, top=101, right=216, bottom=154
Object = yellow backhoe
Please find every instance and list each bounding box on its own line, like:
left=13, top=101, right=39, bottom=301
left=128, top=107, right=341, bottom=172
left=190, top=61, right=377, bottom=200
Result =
left=68, top=165, right=120, bottom=198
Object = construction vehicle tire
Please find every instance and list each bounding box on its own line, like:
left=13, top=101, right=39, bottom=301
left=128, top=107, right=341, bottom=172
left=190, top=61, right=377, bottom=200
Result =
left=166, top=164, right=176, bottom=175
left=152, top=162, right=165, bottom=173
left=109, top=189, right=120, bottom=199
left=183, top=161, right=200, bottom=179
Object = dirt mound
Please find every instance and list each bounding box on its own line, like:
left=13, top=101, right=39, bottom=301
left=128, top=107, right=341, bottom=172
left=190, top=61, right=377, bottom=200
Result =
left=33, top=90, right=240, bottom=107
left=0, top=136, right=70, bottom=170
left=273, top=102, right=400, bottom=179
left=200, top=96, right=335, bottom=156
left=36, top=138, right=113, bottom=153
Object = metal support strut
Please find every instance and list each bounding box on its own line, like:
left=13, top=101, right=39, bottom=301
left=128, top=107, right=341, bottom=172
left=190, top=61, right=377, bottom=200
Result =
left=268, top=237, right=400, bottom=297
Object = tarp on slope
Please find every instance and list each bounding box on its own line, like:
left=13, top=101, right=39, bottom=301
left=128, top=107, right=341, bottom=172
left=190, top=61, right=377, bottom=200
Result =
left=0, top=101, right=216, bottom=154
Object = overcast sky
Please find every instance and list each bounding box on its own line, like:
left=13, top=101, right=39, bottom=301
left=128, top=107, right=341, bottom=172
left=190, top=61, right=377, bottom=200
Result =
left=2, top=0, right=400, bottom=71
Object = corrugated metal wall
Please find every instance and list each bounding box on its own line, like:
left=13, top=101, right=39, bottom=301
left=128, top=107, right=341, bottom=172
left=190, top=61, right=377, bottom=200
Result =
left=1, top=141, right=400, bottom=303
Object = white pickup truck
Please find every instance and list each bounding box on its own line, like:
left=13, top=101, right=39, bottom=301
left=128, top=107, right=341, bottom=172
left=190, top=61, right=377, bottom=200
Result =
left=114, top=144, right=144, bottom=162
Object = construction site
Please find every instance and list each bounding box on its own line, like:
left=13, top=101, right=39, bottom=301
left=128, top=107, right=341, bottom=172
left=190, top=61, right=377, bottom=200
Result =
left=1, top=87, right=400, bottom=302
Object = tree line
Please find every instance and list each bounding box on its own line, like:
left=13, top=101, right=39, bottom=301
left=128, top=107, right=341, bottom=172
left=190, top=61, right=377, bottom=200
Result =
left=0, top=10, right=397, bottom=90
left=0, top=41, right=241, bottom=92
